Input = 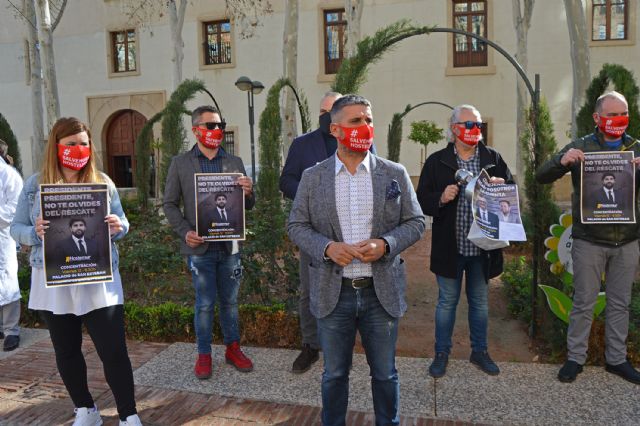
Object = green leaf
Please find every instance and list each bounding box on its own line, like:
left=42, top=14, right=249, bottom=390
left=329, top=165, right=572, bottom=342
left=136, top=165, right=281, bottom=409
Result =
left=550, top=224, right=565, bottom=238
left=593, top=292, right=607, bottom=318
left=545, top=251, right=559, bottom=263
left=538, top=285, right=573, bottom=324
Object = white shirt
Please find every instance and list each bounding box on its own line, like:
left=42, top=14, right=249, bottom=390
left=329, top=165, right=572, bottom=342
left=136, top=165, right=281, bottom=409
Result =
left=334, top=152, right=373, bottom=279
left=72, top=235, right=86, bottom=253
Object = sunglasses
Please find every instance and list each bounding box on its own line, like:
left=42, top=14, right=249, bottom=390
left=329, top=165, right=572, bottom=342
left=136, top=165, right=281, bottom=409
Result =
left=456, top=121, right=483, bottom=130
left=198, top=121, right=226, bottom=130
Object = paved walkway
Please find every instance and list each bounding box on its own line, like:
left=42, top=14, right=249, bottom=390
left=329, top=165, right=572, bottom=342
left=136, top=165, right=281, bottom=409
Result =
left=1, top=329, right=638, bottom=425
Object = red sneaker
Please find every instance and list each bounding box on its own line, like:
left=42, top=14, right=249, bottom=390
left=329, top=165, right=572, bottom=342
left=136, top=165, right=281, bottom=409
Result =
left=225, top=342, right=253, bottom=372
left=194, top=353, right=212, bottom=379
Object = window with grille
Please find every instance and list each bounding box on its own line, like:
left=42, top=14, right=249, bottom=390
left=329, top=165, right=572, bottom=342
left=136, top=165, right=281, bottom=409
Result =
left=592, top=0, right=628, bottom=41
left=111, top=29, right=137, bottom=73
left=452, top=1, right=488, bottom=67
left=223, top=131, right=235, bottom=155
left=323, top=9, right=346, bottom=74
left=203, top=20, right=232, bottom=65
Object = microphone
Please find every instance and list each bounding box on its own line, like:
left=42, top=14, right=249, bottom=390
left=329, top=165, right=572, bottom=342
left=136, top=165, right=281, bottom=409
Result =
left=454, top=169, right=474, bottom=186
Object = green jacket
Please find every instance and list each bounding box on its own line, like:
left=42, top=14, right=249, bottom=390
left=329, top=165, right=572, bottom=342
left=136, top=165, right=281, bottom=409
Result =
left=536, top=130, right=640, bottom=246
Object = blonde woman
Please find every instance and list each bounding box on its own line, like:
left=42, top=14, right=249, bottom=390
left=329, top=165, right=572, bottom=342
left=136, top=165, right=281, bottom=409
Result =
left=10, top=117, right=141, bottom=426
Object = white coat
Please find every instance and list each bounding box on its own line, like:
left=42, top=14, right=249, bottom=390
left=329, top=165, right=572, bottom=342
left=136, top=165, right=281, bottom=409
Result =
left=0, top=158, right=23, bottom=306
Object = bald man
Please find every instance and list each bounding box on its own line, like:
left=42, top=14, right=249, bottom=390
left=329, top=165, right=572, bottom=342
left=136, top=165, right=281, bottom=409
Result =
left=537, top=91, right=640, bottom=385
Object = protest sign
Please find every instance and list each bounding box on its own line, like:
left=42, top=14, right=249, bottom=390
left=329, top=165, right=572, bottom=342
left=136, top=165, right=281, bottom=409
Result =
left=467, top=169, right=526, bottom=250
left=581, top=151, right=635, bottom=224
left=40, top=184, right=112, bottom=287
left=195, top=173, right=246, bottom=241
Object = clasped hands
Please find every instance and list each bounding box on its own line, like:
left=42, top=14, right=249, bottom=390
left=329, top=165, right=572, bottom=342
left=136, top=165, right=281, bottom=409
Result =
left=325, top=239, right=386, bottom=267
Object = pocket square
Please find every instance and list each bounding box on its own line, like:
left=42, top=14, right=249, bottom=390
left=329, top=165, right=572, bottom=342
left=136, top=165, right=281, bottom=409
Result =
left=386, top=180, right=401, bottom=200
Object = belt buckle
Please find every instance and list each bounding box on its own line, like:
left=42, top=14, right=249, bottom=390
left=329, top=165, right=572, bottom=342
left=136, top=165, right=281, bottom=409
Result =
left=351, top=277, right=368, bottom=289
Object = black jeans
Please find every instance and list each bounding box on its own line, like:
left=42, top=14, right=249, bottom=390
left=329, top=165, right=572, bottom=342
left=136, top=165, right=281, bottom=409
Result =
left=40, top=305, right=137, bottom=420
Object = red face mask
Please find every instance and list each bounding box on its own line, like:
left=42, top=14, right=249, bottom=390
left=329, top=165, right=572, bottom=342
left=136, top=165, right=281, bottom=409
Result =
left=597, top=115, right=629, bottom=138
left=57, top=145, right=91, bottom=171
left=454, top=125, right=482, bottom=146
left=336, top=123, right=374, bottom=152
left=193, top=127, right=224, bottom=149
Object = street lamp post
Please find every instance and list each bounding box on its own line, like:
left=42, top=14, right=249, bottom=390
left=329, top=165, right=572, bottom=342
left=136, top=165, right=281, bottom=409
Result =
left=235, top=76, right=264, bottom=182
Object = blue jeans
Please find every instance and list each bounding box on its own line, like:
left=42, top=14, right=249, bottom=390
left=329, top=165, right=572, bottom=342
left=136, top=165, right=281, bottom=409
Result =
left=435, top=255, right=488, bottom=354
left=188, top=250, right=242, bottom=354
left=318, top=285, right=399, bottom=426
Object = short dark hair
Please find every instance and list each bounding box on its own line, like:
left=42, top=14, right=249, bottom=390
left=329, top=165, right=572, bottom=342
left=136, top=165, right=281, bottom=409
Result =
left=330, top=94, right=371, bottom=122
left=0, top=139, right=8, bottom=157
left=68, top=218, right=86, bottom=227
left=500, top=199, right=510, bottom=206
left=215, top=193, right=227, bottom=201
left=602, top=172, right=615, bottom=181
left=191, top=105, right=221, bottom=126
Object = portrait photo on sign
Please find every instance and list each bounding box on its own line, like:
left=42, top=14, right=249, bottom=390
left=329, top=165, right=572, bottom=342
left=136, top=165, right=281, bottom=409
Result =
left=195, top=173, right=246, bottom=241
left=40, top=184, right=112, bottom=287
left=581, top=151, right=636, bottom=224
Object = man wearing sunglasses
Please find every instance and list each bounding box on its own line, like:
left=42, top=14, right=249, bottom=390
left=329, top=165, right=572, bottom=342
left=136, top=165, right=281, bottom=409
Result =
left=417, top=104, right=513, bottom=379
left=164, top=105, right=255, bottom=380
left=537, top=91, right=640, bottom=385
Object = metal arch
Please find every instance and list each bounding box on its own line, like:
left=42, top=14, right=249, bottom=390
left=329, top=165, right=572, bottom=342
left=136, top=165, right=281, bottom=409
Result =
left=201, top=88, right=222, bottom=117
left=430, top=27, right=537, bottom=102
left=400, top=101, right=455, bottom=120
left=282, top=82, right=310, bottom=134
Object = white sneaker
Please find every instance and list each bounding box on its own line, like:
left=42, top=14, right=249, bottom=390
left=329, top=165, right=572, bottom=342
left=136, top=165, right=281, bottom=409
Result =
left=72, top=405, right=103, bottom=426
left=119, top=414, right=143, bottom=425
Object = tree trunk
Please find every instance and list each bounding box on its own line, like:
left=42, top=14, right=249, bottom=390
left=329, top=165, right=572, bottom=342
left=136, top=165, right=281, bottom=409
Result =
left=25, top=0, right=45, bottom=171
left=563, top=0, right=591, bottom=139
left=281, top=0, right=298, bottom=155
left=168, top=0, right=187, bottom=91
left=35, top=0, right=60, bottom=133
left=512, top=0, right=534, bottom=183
left=344, top=0, right=363, bottom=58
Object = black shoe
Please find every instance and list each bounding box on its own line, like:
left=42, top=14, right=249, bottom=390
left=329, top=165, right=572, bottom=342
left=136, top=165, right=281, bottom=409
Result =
left=3, top=335, right=19, bottom=352
left=428, top=352, right=449, bottom=378
left=558, top=360, right=583, bottom=383
left=470, top=351, right=500, bottom=375
left=292, top=345, right=319, bottom=374
left=605, top=361, right=640, bottom=385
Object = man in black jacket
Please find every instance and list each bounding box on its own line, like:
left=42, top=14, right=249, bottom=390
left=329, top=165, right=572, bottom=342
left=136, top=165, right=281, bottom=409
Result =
left=417, top=104, right=513, bottom=378
left=536, top=91, right=640, bottom=385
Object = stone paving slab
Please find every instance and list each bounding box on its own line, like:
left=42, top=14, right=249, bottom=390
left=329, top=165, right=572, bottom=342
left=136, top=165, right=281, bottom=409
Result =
left=0, top=328, right=49, bottom=361
left=433, top=359, right=640, bottom=425
left=133, top=343, right=435, bottom=418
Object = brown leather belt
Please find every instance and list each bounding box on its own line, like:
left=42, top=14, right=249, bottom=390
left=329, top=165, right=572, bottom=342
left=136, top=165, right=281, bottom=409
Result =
left=342, top=277, right=373, bottom=289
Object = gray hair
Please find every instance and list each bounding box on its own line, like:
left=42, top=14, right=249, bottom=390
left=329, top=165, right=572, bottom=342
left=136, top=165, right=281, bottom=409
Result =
left=191, top=105, right=221, bottom=126
left=330, top=94, right=371, bottom=122
left=447, top=104, right=482, bottom=143
left=595, top=91, right=628, bottom=113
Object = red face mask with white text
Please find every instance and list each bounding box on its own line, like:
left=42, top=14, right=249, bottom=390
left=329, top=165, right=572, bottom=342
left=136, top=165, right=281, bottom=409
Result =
left=454, top=125, right=482, bottom=146
left=57, top=145, right=91, bottom=171
left=597, top=115, right=629, bottom=138
left=336, top=123, right=374, bottom=152
left=193, top=127, right=224, bottom=149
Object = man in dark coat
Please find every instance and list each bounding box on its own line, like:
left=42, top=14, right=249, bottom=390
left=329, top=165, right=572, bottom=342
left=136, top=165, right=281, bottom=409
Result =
left=417, top=104, right=513, bottom=378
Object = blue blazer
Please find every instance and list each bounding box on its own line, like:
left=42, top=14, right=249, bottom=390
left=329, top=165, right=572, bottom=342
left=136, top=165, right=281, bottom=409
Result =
left=279, top=128, right=377, bottom=200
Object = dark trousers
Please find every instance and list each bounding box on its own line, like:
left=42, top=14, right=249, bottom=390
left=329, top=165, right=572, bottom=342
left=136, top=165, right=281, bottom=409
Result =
left=40, top=305, right=137, bottom=420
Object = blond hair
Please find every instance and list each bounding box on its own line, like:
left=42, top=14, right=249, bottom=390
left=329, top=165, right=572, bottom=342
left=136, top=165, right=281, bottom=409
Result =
left=40, top=117, right=105, bottom=184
